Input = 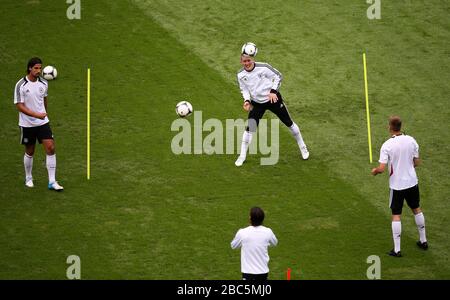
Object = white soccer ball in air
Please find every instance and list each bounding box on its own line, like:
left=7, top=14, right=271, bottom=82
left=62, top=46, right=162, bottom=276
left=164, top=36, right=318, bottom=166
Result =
left=42, top=65, right=58, bottom=80
left=175, top=101, right=193, bottom=117
left=241, top=42, right=258, bottom=57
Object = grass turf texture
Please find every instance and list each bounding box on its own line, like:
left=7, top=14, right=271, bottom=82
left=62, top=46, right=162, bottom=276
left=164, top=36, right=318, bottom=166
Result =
left=0, top=0, right=449, bottom=279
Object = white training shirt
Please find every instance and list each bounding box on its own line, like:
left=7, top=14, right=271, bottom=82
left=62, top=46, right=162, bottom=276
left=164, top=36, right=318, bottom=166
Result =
left=14, top=76, right=49, bottom=127
left=237, top=62, right=283, bottom=104
left=231, top=225, right=278, bottom=274
left=379, top=134, right=419, bottom=190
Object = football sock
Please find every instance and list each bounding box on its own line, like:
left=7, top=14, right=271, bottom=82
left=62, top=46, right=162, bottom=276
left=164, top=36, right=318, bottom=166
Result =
left=239, top=131, right=253, bottom=158
left=392, top=221, right=402, bottom=253
left=414, top=212, right=427, bottom=243
left=289, top=123, right=305, bottom=148
left=46, top=154, right=56, bottom=183
left=24, top=153, right=33, bottom=181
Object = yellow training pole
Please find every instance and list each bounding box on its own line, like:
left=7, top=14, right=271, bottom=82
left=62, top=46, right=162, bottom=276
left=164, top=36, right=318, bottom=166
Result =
left=363, top=53, right=373, bottom=163
left=87, top=68, right=91, bottom=179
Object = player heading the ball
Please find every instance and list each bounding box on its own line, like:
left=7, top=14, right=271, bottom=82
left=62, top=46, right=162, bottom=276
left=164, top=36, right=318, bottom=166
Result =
left=235, top=42, right=309, bottom=166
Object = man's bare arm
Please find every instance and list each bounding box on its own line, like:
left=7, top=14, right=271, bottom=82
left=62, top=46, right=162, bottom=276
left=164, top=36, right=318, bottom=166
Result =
left=371, top=163, right=386, bottom=176
left=16, top=103, right=47, bottom=119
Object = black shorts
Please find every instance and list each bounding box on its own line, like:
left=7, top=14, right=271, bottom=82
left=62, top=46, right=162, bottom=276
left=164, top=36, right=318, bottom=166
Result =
left=247, top=92, right=294, bottom=132
left=20, top=123, right=53, bottom=145
left=242, top=273, right=268, bottom=280
left=389, top=184, right=420, bottom=215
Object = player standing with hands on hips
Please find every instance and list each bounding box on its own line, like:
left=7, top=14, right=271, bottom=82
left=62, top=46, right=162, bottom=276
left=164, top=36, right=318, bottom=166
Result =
left=14, top=57, right=64, bottom=191
left=372, top=116, right=428, bottom=257
left=235, top=42, right=309, bottom=167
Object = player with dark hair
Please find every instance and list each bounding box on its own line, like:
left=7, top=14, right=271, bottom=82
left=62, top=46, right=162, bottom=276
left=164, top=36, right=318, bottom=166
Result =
left=235, top=46, right=309, bottom=166
left=372, top=116, right=428, bottom=257
left=231, top=207, right=278, bottom=280
left=14, top=57, right=63, bottom=191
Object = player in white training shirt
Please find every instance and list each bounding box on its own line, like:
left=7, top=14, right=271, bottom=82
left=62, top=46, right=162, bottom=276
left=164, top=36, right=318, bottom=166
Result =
left=14, top=57, right=63, bottom=191
left=235, top=45, right=309, bottom=167
left=231, top=207, right=278, bottom=280
left=372, top=116, right=428, bottom=257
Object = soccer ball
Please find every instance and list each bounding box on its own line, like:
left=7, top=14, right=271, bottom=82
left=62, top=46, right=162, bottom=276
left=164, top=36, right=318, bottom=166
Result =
left=42, top=65, right=58, bottom=80
left=241, top=42, right=258, bottom=57
left=175, top=101, right=193, bottom=117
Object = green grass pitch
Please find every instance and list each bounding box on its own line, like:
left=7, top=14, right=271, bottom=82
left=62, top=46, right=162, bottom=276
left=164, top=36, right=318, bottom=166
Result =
left=0, top=0, right=449, bottom=279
